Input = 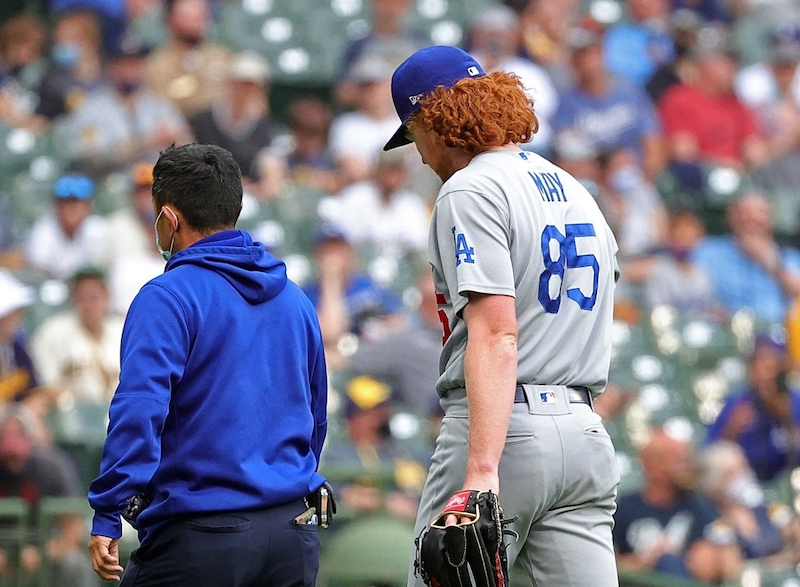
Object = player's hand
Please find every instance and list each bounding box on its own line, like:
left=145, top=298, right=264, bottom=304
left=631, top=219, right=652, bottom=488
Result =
left=446, top=475, right=499, bottom=526
left=88, top=535, right=124, bottom=582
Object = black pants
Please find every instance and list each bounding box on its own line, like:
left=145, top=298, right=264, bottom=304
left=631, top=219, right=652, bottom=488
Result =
left=120, top=500, right=319, bottom=587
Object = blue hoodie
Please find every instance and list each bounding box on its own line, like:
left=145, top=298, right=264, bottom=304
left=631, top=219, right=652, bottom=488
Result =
left=88, top=230, right=327, bottom=545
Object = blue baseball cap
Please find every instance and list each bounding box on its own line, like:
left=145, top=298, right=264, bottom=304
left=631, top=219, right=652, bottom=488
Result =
left=383, top=45, right=485, bottom=151
left=53, top=174, right=95, bottom=200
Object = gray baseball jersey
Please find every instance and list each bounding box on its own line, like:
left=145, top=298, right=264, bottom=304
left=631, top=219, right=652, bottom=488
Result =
left=429, top=148, right=619, bottom=396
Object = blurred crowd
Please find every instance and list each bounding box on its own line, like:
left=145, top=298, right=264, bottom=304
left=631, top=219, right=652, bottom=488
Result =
left=3, top=0, right=800, bottom=585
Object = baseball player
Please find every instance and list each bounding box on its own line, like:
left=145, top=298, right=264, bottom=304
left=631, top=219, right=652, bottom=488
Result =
left=384, top=46, right=621, bottom=586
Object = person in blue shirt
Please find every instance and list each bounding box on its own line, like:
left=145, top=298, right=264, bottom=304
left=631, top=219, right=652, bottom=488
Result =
left=87, top=144, right=328, bottom=587
left=691, top=192, right=800, bottom=325
left=707, top=335, right=800, bottom=483
left=553, top=24, right=665, bottom=179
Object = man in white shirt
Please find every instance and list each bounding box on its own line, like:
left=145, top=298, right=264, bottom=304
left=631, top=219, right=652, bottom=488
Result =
left=24, top=174, right=108, bottom=280
left=31, top=267, right=124, bottom=405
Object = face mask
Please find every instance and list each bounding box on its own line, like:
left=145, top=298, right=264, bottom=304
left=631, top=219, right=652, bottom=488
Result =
left=154, top=208, right=177, bottom=261
left=725, top=471, right=764, bottom=508
left=117, top=81, right=141, bottom=96
left=52, top=43, right=81, bottom=70
left=609, top=165, right=643, bottom=194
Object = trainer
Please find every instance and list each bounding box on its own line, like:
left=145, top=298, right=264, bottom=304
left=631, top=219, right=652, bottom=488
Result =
left=88, top=144, right=328, bottom=586
left=384, top=46, right=621, bottom=586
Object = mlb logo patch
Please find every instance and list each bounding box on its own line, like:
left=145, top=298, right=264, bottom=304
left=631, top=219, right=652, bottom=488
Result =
left=468, top=66, right=480, bottom=76
left=539, top=391, right=557, bottom=404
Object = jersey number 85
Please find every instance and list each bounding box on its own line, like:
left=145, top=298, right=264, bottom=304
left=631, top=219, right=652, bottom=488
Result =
left=538, top=223, right=599, bottom=313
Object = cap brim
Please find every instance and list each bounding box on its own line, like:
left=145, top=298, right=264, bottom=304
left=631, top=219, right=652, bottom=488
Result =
left=383, top=124, right=412, bottom=151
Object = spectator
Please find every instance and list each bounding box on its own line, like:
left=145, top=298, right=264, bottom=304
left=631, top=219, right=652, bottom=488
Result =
left=707, top=335, right=800, bottom=483
left=0, top=270, right=38, bottom=403
left=594, top=148, right=668, bottom=258
left=60, top=39, right=192, bottom=173
left=328, top=51, right=403, bottom=187
left=347, top=270, right=442, bottom=417
left=144, top=0, right=231, bottom=118
left=699, top=441, right=800, bottom=568
left=49, top=0, right=127, bottom=54
left=0, top=406, right=93, bottom=587
left=36, top=9, right=105, bottom=120
left=691, top=192, right=800, bottom=324
left=604, top=0, right=675, bottom=87
left=23, top=174, right=107, bottom=280
left=0, top=14, right=49, bottom=133
left=30, top=268, right=124, bottom=406
left=335, top=0, right=424, bottom=108
left=319, top=374, right=428, bottom=521
left=614, top=428, right=741, bottom=583
left=0, top=195, right=24, bottom=269
left=642, top=209, right=719, bottom=315
left=646, top=8, right=703, bottom=103
left=552, top=24, right=666, bottom=179
left=658, top=28, right=769, bottom=175
left=320, top=148, right=429, bottom=262
left=302, top=223, right=403, bottom=366
left=671, top=0, right=730, bottom=24
left=735, top=27, right=800, bottom=194
left=189, top=51, right=279, bottom=182
left=104, top=161, right=164, bottom=315
left=518, top=0, right=580, bottom=90
left=466, top=4, right=559, bottom=154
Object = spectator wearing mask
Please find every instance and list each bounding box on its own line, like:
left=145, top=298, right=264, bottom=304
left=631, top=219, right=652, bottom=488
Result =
left=61, top=39, right=192, bottom=173
left=36, top=9, right=105, bottom=120
left=699, top=441, right=800, bottom=568
left=0, top=14, right=49, bottom=133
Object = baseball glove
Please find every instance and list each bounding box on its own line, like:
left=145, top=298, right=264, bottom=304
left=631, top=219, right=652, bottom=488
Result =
left=414, top=490, right=514, bottom=587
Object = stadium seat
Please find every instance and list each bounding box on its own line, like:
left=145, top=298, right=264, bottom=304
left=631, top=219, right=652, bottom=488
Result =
left=317, top=514, right=415, bottom=587
left=0, top=497, right=30, bottom=587
left=33, top=496, right=93, bottom=587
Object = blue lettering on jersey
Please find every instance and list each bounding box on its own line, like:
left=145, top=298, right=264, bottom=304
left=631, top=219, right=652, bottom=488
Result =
left=528, top=172, right=566, bottom=202
left=452, top=226, right=475, bottom=266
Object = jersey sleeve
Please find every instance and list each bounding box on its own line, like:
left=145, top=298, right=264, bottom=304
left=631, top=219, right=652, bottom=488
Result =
left=431, top=188, right=515, bottom=317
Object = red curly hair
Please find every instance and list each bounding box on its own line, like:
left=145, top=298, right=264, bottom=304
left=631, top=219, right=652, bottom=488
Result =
left=412, top=71, right=539, bottom=153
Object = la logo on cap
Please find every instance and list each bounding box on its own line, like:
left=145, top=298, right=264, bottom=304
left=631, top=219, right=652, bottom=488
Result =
left=409, top=93, right=424, bottom=105
left=468, top=66, right=480, bottom=76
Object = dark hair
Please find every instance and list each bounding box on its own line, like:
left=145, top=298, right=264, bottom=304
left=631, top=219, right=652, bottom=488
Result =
left=71, top=266, right=106, bottom=289
left=152, top=144, right=242, bottom=232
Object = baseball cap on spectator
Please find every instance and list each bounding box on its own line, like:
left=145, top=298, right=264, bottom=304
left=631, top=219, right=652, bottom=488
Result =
left=313, top=221, right=349, bottom=245
left=565, top=25, right=603, bottom=51
left=348, top=52, right=395, bottom=84
left=53, top=174, right=95, bottom=200
left=343, top=374, right=392, bottom=419
left=384, top=45, right=485, bottom=151
left=0, top=270, right=34, bottom=319
left=230, top=51, right=270, bottom=86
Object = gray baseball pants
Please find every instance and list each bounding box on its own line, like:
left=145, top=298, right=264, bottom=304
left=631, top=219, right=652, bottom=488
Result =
left=409, top=384, right=620, bottom=587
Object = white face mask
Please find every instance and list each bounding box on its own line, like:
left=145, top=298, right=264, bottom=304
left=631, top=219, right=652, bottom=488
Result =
left=154, top=207, right=177, bottom=261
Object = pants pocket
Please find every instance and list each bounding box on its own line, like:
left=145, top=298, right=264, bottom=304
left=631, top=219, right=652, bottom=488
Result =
left=186, top=515, right=251, bottom=533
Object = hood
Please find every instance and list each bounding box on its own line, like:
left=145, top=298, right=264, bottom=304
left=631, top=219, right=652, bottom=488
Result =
left=166, top=230, right=287, bottom=304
